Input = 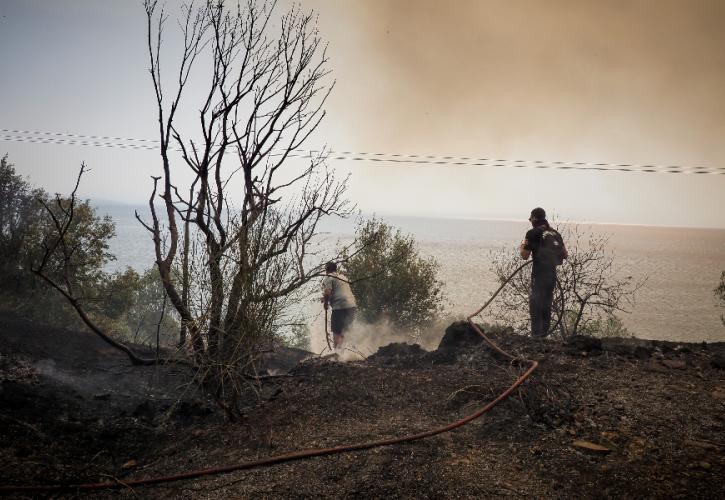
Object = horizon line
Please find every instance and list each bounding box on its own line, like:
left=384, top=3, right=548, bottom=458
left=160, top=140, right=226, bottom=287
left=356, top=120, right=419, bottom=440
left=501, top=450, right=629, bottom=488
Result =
left=91, top=197, right=725, bottom=231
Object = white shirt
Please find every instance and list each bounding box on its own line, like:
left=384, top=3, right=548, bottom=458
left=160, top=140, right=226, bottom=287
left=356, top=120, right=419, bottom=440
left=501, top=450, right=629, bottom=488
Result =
left=322, top=273, right=357, bottom=310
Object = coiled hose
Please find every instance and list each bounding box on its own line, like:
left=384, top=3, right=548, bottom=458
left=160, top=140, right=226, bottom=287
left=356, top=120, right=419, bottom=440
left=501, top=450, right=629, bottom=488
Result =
left=0, top=261, right=535, bottom=494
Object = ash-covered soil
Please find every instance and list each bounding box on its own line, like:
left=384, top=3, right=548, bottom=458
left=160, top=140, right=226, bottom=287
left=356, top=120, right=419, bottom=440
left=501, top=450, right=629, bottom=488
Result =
left=1, top=314, right=724, bottom=499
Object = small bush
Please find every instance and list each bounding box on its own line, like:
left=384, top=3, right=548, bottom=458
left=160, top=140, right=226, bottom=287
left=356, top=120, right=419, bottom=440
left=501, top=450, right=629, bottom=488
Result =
left=490, top=222, right=644, bottom=338
left=561, top=312, right=631, bottom=338
left=342, top=219, right=444, bottom=336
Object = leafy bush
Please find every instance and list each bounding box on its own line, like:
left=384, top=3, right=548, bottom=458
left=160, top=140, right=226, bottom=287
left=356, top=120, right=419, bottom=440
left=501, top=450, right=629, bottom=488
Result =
left=342, top=219, right=444, bottom=335
left=0, top=155, right=178, bottom=345
left=0, top=155, right=48, bottom=304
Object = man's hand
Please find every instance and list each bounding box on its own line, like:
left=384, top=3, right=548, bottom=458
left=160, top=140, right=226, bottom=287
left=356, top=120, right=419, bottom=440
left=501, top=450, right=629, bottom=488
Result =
left=519, top=240, right=531, bottom=260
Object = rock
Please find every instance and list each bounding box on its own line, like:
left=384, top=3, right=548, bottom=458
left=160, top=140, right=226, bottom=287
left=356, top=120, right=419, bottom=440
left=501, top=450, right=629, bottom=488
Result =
left=437, top=322, right=484, bottom=349
left=572, top=440, right=612, bottom=454
left=662, top=359, right=687, bottom=370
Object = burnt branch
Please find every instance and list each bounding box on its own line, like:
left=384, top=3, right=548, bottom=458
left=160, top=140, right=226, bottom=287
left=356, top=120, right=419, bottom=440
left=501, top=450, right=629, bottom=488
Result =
left=32, top=165, right=165, bottom=366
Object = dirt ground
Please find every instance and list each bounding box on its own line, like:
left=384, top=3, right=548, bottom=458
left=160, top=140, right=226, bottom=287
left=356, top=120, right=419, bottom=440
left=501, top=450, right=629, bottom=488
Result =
left=1, top=313, right=724, bottom=499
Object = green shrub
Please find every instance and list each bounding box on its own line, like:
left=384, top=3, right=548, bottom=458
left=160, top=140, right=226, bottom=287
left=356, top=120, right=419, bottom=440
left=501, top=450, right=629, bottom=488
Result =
left=342, top=219, right=444, bottom=335
left=562, top=311, right=631, bottom=338
left=0, top=155, right=179, bottom=345
left=0, top=154, right=48, bottom=306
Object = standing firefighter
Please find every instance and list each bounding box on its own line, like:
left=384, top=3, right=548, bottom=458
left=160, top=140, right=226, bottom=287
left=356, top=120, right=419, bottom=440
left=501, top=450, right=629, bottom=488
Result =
left=322, top=261, right=357, bottom=351
left=519, top=207, right=568, bottom=337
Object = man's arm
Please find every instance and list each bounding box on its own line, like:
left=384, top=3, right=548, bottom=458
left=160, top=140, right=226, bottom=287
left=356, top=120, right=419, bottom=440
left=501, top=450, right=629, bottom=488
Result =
left=321, top=277, right=333, bottom=310
left=520, top=229, right=536, bottom=260
left=322, top=288, right=332, bottom=310
left=520, top=241, right=531, bottom=260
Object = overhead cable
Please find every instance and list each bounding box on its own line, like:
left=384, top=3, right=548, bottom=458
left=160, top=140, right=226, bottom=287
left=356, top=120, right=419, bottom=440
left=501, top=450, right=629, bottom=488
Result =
left=2, top=128, right=723, bottom=175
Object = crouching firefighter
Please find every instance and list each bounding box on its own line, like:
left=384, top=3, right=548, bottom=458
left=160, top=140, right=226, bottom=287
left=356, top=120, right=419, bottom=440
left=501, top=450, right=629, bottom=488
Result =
left=519, top=207, right=568, bottom=337
left=321, top=261, right=357, bottom=351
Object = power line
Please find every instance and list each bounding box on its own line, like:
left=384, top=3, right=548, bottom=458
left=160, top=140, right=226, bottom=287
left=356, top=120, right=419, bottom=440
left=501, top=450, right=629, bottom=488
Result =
left=0, top=134, right=160, bottom=151
left=0, top=128, right=160, bottom=144
left=2, top=128, right=724, bottom=175
left=285, top=153, right=724, bottom=175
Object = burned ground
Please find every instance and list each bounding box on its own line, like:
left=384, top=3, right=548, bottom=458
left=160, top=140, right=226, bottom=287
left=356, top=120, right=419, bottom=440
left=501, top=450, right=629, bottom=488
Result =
left=1, top=314, right=724, bottom=498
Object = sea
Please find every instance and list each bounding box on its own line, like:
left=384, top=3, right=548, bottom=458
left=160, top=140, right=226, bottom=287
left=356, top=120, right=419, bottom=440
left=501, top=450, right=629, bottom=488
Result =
left=101, top=203, right=725, bottom=343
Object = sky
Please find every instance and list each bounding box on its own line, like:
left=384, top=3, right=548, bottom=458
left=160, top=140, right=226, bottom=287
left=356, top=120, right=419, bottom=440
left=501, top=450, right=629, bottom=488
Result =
left=1, top=0, right=724, bottom=228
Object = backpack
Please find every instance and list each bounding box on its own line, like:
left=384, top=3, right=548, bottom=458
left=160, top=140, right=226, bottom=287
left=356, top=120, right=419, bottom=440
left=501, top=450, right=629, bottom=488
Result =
left=539, top=228, right=566, bottom=266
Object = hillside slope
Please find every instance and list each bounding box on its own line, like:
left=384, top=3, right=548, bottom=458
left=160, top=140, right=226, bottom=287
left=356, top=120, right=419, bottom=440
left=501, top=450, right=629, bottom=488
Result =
left=1, top=315, right=724, bottom=498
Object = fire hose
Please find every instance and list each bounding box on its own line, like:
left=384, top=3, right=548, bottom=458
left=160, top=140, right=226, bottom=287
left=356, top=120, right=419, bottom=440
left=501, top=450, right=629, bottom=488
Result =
left=0, top=261, right=535, bottom=494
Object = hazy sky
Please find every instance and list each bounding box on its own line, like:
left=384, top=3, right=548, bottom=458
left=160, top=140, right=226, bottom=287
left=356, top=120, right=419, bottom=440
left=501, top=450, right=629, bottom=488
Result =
left=1, top=0, right=724, bottom=227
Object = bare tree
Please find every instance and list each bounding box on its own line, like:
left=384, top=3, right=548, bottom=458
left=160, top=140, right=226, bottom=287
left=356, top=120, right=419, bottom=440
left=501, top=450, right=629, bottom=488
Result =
left=490, top=223, right=645, bottom=338
left=139, top=0, right=351, bottom=414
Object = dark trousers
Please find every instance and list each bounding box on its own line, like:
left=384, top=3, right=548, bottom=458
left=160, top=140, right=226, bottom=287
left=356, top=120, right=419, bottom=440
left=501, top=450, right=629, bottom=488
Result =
left=330, top=307, right=356, bottom=335
left=530, top=271, right=555, bottom=337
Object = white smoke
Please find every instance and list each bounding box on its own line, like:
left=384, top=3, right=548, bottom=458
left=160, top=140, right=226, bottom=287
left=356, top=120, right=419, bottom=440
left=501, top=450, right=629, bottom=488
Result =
left=309, top=313, right=458, bottom=362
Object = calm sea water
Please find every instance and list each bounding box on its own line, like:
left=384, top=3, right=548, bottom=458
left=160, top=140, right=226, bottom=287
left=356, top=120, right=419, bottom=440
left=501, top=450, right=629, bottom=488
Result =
left=101, top=203, right=725, bottom=343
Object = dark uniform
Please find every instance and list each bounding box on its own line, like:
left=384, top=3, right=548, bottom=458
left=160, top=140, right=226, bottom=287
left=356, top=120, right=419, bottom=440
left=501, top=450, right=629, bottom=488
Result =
left=523, top=222, right=559, bottom=337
